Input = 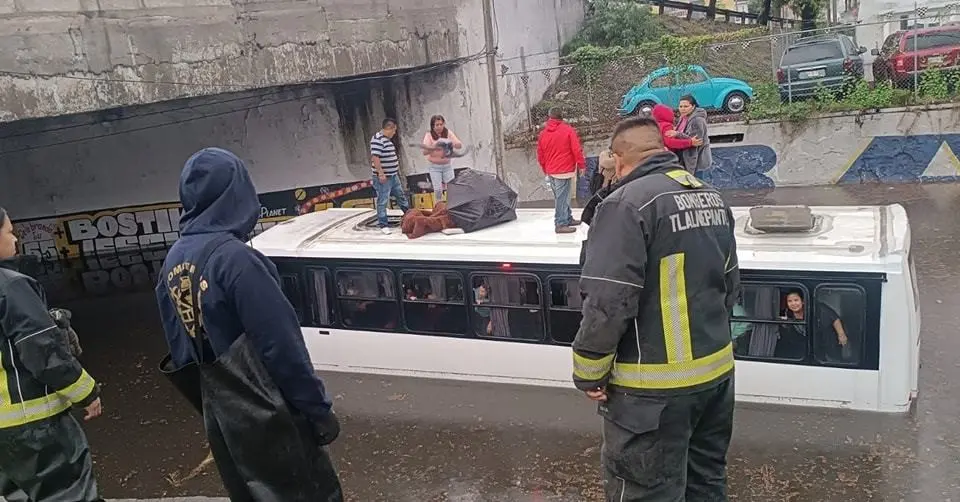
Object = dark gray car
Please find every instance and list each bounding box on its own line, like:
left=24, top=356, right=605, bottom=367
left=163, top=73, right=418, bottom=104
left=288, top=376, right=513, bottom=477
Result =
left=777, top=34, right=867, bottom=102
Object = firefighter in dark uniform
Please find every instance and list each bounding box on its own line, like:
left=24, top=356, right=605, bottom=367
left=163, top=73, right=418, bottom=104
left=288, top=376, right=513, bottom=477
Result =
left=0, top=207, right=105, bottom=502
left=572, top=117, right=741, bottom=502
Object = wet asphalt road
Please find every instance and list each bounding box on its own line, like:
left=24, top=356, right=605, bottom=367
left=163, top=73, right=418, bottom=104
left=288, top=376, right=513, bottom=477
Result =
left=40, top=183, right=960, bottom=501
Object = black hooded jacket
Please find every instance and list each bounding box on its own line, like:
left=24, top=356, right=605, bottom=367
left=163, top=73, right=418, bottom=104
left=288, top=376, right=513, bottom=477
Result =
left=572, top=151, right=741, bottom=395
left=0, top=258, right=99, bottom=428
left=155, top=148, right=333, bottom=422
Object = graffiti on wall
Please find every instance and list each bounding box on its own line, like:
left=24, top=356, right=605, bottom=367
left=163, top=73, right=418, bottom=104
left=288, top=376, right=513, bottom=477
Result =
left=14, top=169, right=465, bottom=297
left=580, top=134, right=960, bottom=191
left=578, top=144, right=779, bottom=201
left=836, top=134, right=960, bottom=184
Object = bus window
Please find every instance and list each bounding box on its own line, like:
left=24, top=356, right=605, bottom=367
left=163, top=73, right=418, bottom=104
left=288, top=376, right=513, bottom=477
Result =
left=548, top=277, right=582, bottom=345
left=400, top=271, right=467, bottom=335
left=336, top=269, right=400, bottom=331
left=306, top=268, right=334, bottom=327
left=731, top=284, right=808, bottom=362
left=279, top=274, right=304, bottom=323
left=814, top=285, right=865, bottom=366
left=471, top=274, right=544, bottom=341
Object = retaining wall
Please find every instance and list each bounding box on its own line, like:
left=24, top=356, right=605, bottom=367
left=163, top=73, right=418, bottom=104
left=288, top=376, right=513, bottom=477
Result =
left=503, top=104, right=960, bottom=202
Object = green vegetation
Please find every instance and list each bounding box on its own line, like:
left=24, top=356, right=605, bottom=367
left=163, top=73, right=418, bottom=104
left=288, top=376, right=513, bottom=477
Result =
left=562, top=0, right=664, bottom=55
left=746, top=69, right=960, bottom=123
left=747, top=0, right=826, bottom=30
left=530, top=1, right=960, bottom=131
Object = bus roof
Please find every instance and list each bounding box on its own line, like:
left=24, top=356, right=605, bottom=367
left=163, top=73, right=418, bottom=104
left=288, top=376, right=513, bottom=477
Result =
left=250, top=204, right=910, bottom=273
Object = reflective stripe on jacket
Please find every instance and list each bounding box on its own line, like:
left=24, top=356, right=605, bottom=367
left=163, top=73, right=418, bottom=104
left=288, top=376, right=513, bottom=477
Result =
left=572, top=152, right=741, bottom=395
left=0, top=262, right=99, bottom=428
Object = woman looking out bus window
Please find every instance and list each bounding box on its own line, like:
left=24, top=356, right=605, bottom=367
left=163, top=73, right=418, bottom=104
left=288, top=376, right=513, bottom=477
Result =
left=781, top=290, right=851, bottom=362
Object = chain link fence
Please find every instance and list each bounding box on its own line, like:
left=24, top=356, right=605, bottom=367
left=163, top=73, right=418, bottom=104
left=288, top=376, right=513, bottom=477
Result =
left=500, top=5, right=960, bottom=141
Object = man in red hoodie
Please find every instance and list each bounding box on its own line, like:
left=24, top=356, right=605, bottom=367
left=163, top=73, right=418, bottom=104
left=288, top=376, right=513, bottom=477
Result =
left=652, top=104, right=703, bottom=154
left=537, top=107, right=587, bottom=234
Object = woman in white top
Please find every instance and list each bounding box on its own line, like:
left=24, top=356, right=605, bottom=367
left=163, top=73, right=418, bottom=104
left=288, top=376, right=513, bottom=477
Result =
left=421, top=115, right=463, bottom=202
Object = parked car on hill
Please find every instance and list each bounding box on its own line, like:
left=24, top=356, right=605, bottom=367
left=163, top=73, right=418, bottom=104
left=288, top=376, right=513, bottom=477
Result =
left=618, top=64, right=754, bottom=116
left=872, top=24, right=960, bottom=89
left=777, top=34, right=866, bottom=102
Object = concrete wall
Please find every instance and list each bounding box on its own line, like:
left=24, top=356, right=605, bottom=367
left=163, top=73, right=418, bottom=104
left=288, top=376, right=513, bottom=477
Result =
left=504, top=104, right=960, bottom=202
left=0, top=68, right=486, bottom=221
left=0, top=0, right=466, bottom=122
left=0, top=0, right=584, bottom=125
left=0, top=0, right=585, bottom=220
left=494, top=0, right=585, bottom=131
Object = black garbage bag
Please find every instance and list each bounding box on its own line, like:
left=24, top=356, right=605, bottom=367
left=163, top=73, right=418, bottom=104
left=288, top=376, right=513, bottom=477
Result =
left=446, top=169, right=518, bottom=233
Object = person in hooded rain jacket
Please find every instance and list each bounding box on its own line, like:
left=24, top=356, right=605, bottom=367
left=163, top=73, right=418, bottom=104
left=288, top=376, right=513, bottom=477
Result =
left=0, top=207, right=105, bottom=502
left=155, top=148, right=343, bottom=501
left=674, top=95, right=714, bottom=174
left=651, top=104, right=703, bottom=157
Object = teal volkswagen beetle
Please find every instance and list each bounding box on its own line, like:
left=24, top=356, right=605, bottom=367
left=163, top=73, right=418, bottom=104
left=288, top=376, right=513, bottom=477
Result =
left=619, top=65, right=754, bottom=116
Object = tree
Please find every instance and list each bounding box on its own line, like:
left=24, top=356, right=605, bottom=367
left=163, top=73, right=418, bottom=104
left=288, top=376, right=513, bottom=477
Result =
left=749, top=0, right=783, bottom=25
left=566, top=0, right=663, bottom=51
left=707, top=0, right=718, bottom=20
left=784, top=0, right=826, bottom=32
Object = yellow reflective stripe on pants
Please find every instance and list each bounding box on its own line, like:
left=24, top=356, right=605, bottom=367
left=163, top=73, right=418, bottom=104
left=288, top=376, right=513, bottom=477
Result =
left=610, top=343, right=734, bottom=390
left=572, top=352, right=616, bottom=381
left=660, top=253, right=694, bottom=363
left=0, top=394, right=72, bottom=428
left=665, top=169, right=703, bottom=188
left=57, top=370, right=97, bottom=405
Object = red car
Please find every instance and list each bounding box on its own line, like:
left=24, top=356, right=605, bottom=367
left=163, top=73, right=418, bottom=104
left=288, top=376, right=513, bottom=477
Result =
left=871, top=24, right=960, bottom=87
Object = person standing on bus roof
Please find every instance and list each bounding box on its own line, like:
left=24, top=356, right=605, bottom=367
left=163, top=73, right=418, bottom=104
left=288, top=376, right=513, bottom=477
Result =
left=0, top=207, right=105, bottom=502
left=537, top=107, right=586, bottom=234
left=572, top=117, right=741, bottom=502
left=371, top=118, right=411, bottom=235
left=155, top=147, right=344, bottom=501
left=422, top=115, right=463, bottom=203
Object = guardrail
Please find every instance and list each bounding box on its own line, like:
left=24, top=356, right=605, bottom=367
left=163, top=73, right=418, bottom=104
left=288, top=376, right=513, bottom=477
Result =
left=640, top=0, right=799, bottom=26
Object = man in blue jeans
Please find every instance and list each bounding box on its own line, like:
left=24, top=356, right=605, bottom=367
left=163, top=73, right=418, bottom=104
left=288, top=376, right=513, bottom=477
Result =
left=369, top=118, right=411, bottom=234
left=536, top=107, right=586, bottom=234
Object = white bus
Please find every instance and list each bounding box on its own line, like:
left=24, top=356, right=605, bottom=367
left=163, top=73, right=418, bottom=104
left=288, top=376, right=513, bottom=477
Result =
left=250, top=204, right=921, bottom=414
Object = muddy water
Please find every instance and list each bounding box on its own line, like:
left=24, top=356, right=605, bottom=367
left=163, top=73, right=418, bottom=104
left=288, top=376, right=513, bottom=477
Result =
left=53, top=184, right=960, bottom=500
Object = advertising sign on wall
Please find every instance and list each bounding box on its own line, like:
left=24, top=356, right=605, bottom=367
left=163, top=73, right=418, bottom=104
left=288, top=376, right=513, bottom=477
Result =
left=14, top=169, right=465, bottom=297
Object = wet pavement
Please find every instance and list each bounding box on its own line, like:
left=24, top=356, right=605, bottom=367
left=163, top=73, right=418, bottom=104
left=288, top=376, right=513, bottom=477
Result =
left=33, top=183, right=960, bottom=501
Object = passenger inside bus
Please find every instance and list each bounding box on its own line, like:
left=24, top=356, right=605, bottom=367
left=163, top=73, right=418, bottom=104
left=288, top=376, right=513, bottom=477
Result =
left=338, top=271, right=398, bottom=330
left=813, top=290, right=857, bottom=364
left=401, top=272, right=467, bottom=335
left=473, top=284, right=493, bottom=336
left=471, top=275, right=543, bottom=340
left=730, top=285, right=806, bottom=360
left=777, top=289, right=810, bottom=359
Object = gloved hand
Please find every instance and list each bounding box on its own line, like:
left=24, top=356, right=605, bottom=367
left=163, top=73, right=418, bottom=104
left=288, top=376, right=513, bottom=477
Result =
left=313, top=410, right=341, bottom=446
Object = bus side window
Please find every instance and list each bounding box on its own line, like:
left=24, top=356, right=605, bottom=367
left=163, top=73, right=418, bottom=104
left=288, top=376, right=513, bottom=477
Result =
left=400, top=271, right=467, bottom=335
left=279, top=273, right=304, bottom=323
left=306, top=268, right=334, bottom=327
left=336, top=269, right=400, bottom=331
left=731, top=284, right=807, bottom=362
left=814, top=285, right=865, bottom=366
left=548, top=277, right=582, bottom=345
left=471, top=273, right=544, bottom=341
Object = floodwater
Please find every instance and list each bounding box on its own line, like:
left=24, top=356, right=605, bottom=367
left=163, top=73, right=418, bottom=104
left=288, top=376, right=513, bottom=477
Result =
left=31, top=183, right=960, bottom=501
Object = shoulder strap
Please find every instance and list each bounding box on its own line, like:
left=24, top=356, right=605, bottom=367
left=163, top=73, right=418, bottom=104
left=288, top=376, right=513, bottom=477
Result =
left=175, top=233, right=234, bottom=364
left=664, top=169, right=704, bottom=189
